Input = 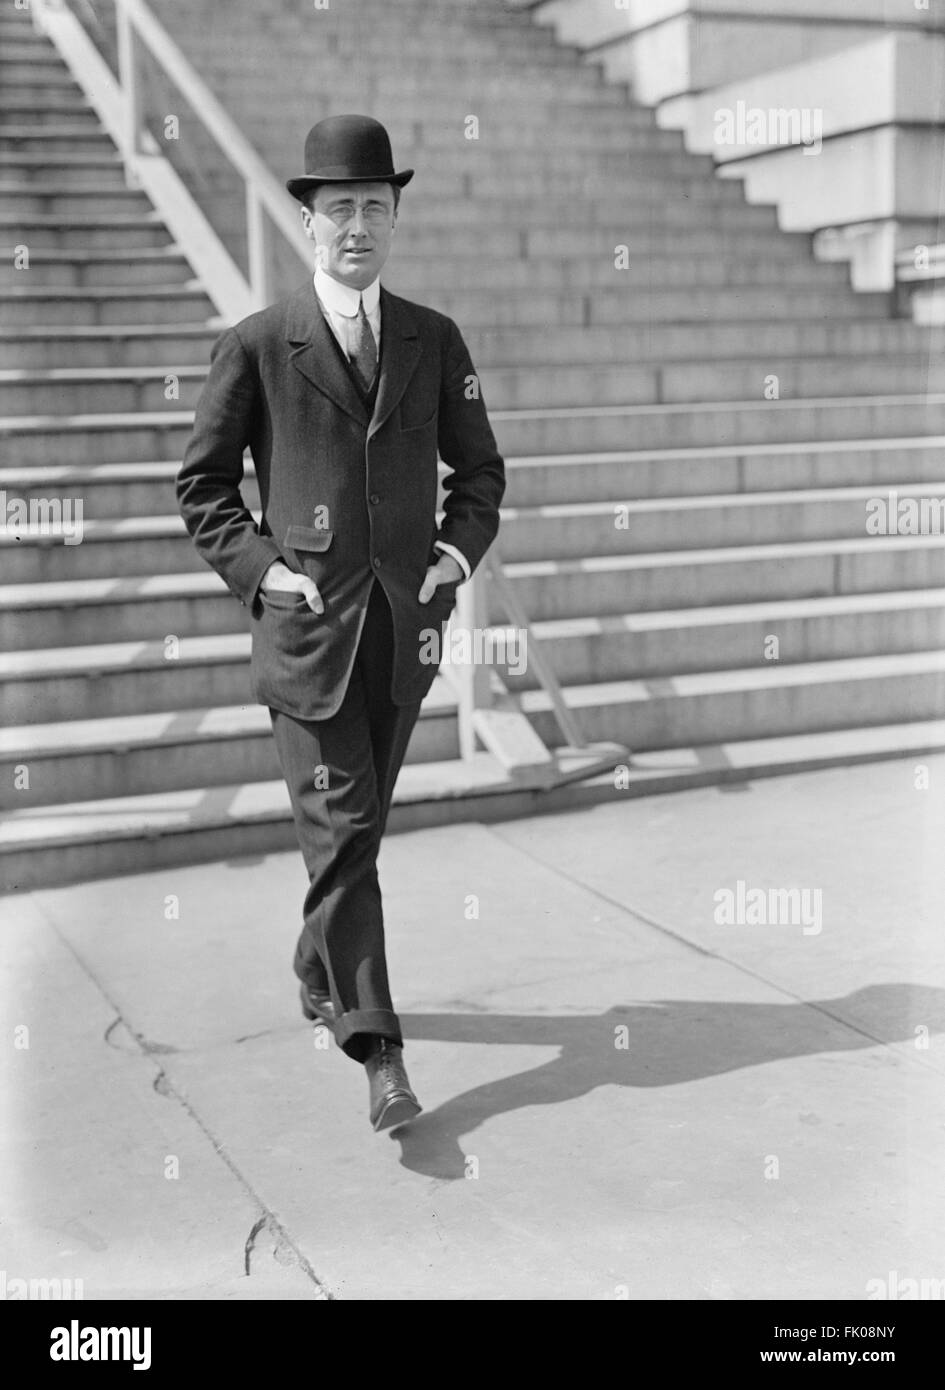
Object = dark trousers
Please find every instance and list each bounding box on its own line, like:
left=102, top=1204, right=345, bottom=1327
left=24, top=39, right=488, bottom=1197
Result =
left=269, top=579, right=423, bottom=1063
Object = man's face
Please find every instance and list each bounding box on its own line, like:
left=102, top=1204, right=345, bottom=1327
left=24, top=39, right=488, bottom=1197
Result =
left=301, top=181, right=397, bottom=289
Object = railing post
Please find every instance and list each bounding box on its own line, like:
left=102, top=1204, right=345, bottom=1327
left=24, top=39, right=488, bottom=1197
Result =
left=452, top=563, right=492, bottom=762
left=115, top=0, right=144, bottom=179
left=246, top=181, right=272, bottom=310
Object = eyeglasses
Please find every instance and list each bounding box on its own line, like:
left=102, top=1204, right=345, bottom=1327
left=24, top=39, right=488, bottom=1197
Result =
left=321, top=204, right=393, bottom=227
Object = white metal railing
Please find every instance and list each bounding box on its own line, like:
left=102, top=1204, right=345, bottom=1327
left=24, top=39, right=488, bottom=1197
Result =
left=30, top=0, right=623, bottom=784
left=35, top=0, right=310, bottom=310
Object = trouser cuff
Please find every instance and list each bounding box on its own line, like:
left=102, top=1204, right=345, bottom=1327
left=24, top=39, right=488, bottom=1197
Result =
left=335, top=1008, right=403, bottom=1061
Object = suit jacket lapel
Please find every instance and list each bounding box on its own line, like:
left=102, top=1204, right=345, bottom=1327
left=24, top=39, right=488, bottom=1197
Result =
left=285, top=282, right=369, bottom=427
left=369, top=288, right=422, bottom=438
left=284, top=282, right=423, bottom=437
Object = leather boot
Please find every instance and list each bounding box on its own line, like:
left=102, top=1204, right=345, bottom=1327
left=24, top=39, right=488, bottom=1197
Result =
left=364, top=1038, right=422, bottom=1131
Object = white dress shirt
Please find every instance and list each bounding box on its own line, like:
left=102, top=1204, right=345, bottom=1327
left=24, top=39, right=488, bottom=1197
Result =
left=312, top=267, right=470, bottom=581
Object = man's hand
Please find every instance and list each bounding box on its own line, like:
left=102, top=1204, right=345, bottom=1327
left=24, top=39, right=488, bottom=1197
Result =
left=260, top=560, right=324, bottom=614
left=418, top=552, right=463, bottom=603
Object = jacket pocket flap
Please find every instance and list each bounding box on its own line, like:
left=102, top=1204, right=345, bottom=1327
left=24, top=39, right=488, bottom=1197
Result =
left=285, top=525, right=334, bottom=553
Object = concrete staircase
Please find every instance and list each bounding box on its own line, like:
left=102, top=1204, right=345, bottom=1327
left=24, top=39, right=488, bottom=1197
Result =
left=2, top=0, right=945, bottom=890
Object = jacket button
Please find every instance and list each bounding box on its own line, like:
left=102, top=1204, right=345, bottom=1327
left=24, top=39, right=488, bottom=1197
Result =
left=373, top=556, right=382, bottom=568
left=369, top=493, right=380, bottom=505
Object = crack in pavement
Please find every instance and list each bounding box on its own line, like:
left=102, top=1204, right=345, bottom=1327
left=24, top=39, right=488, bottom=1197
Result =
left=27, top=892, right=335, bottom=1301
left=243, top=1214, right=321, bottom=1289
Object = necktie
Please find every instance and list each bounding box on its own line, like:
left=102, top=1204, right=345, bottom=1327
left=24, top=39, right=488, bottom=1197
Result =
left=349, top=298, right=378, bottom=391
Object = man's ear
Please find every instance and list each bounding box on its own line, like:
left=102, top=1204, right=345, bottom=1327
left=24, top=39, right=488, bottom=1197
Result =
left=300, top=205, right=316, bottom=240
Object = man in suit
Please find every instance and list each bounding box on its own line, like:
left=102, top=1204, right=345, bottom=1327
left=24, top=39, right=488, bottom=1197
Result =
left=177, top=115, right=505, bottom=1131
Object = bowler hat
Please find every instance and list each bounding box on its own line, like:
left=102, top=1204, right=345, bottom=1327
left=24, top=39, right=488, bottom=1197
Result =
left=286, top=114, right=414, bottom=201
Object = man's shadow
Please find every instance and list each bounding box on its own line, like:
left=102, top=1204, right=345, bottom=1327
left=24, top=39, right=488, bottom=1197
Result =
left=392, top=984, right=945, bottom=1179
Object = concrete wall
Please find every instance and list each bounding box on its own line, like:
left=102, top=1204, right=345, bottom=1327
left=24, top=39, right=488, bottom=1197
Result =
left=519, top=0, right=940, bottom=101
left=512, top=0, right=945, bottom=290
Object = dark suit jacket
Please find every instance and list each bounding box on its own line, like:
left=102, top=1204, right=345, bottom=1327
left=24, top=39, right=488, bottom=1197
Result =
left=176, top=281, right=505, bottom=719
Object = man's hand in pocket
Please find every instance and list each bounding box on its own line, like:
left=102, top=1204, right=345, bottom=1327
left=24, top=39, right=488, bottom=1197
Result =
left=260, top=561, right=324, bottom=614
left=418, top=553, right=463, bottom=604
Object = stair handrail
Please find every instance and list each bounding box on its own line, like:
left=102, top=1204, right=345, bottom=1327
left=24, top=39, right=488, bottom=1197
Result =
left=33, top=0, right=311, bottom=309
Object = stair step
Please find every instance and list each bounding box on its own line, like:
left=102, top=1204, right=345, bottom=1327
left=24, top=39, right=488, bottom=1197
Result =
left=504, top=536, right=945, bottom=619
left=0, top=29, right=50, bottom=49
left=0, top=152, right=127, bottom=186
left=3, top=570, right=941, bottom=684
left=0, top=409, right=197, bottom=464
left=375, top=145, right=708, bottom=176
left=0, top=39, right=83, bottom=60
left=500, top=484, right=945, bottom=558
left=3, top=715, right=945, bottom=892
left=2, top=438, right=944, bottom=525
left=0, top=623, right=462, bottom=726
left=0, top=247, right=196, bottom=290
left=232, top=224, right=820, bottom=264
left=0, top=211, right=176, bottom=251
left=0, top=323, right=218, bottom=369
left=4, top=354, right=942, bottom=413
left=0, top=631, right=255, bottom=724
left=0, top=80, right=98, bottom=106
left=218, top=190, right=789, bottom=233
left=423, top=131, right=686, bottom=159
left=502, top=438, right=945, bottom=503
left=4, top=482, right=945, bottom=580
left=479, top=357, right=942, bottom=409
left=218, top=83, right=633, bottom=111
left=512, top=590, right=945, bottom=687
left=490, top=395, right=945, bottom=454
left=0, top=282, right=884, bottom=331
left=520, top=650, right=945, bottom=751
left=0, top=690, right=460, bottom=809
left=383, top=255, right=853, bottom=293
left=1, top=537, right=944, bottom=677
left=0, top=126, right=113, bottom=156
left=463, top=319, right=937, bottom=366
left=385, top=169, right=743, bottom=202
left=0, top=365, right=208, bottom=414
left=0, top=287, right=216, bottom=326
left=0, top=184, right=161, bottom=217
left=0, top=60, right=77, bottom=86
left=0, top=570, right=240, bottom=650
left=407, top=121, right=697, bottom=153
left=1, top=316, right=931, bottom=372
left=418, top=286, right=892, bottom=327
left=191, top=53, right=608, bottom=84
left=0, top=100, right=99, bottom=125
left=4, top=396, right=945, bottom=466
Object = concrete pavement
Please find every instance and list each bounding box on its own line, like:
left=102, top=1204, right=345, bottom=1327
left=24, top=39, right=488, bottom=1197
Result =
left=2, top=754, right=944, bottom=1300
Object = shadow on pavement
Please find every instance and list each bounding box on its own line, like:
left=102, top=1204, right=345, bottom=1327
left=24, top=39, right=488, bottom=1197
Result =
left=391, top=984, right=945, bottom=1179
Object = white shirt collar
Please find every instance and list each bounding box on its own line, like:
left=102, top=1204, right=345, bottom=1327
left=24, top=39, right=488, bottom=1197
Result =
left=314, top=265, right=380, bottom=317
